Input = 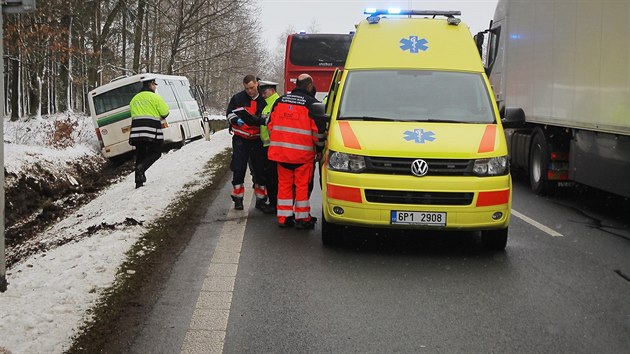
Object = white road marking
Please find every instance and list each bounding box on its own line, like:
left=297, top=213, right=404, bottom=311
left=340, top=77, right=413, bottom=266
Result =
left=511, top=209, right=564, bottom=237
left=180, top=185, right=253, bottom=354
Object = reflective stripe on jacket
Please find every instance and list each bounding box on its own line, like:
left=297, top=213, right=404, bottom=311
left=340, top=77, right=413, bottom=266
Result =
left=129, top=90, right=169, bottom=145
left=267, top=91, right=319, bottom=164
left=226, top=90, right=265, bottom=140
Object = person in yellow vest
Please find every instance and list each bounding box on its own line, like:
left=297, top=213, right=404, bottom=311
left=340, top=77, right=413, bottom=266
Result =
left=128, top=75, right=169, bottom=189
left=257, top=80, right=281, bottom=213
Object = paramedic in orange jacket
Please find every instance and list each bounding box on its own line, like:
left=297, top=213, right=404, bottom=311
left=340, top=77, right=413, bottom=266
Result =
left=267, top=74, right=326, bottom=229
left=226, top=75, right=268, bottom=210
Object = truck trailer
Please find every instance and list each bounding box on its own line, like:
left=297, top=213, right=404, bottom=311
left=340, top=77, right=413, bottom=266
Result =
left=477, top=0, right=630, bottom=197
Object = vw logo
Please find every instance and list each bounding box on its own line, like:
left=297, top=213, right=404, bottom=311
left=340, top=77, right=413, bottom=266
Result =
left=411, top=159, right=429, bottom=177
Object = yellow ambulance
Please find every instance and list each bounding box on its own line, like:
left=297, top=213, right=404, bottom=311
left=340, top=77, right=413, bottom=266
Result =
left=315, top=9, right=512, bottom=250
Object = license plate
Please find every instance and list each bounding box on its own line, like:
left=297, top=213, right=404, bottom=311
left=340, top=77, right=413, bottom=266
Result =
left=391, top=211, right=446, bottom=226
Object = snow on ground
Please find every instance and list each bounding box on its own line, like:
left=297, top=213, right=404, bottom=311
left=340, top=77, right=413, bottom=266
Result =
left=0, top=115, right=231, bottom=353
left=4, top=113, right=102, bottom=189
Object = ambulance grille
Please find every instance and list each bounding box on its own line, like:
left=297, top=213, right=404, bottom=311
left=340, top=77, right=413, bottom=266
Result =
left=364, top=190, right=474, bottom=205
left=365, top=157, right=474, bottom=176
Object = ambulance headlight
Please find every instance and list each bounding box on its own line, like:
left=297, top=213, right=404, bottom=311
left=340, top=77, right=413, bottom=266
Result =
left=473, top=156, right=509, bottom=176
left=328, top=151, right=366, bottom=173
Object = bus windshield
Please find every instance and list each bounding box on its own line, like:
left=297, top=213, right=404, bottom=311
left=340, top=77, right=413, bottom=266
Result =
left=284, top=33, right=352, bottom=99
left=288, top=34, right=352, bottom=67
left=338, top=70, right=496, bottom=123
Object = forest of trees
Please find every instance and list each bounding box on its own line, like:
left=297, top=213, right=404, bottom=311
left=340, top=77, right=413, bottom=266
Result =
left=2, top=0, right=282, bottom=120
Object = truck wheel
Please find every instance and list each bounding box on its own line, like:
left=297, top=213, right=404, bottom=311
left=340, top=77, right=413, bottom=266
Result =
left=322, top=216, right=343, bottom=247
left=529, top=130, right=552, bottom=195
left=481, top=228, right=508, bottom=251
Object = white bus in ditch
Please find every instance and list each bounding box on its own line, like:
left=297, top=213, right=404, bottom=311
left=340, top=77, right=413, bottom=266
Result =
left=87, top=73, right=207, bottom=159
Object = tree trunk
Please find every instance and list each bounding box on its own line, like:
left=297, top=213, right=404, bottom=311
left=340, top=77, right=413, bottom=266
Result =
left=10, top=58, right=20, bottom=121
left=121, top=10, right=127, bottom=75
left=132, top=0, right=145, bottom=74
left=27, top=70, right=40, bottom=118
left=58, top=15, right=72, bottom=112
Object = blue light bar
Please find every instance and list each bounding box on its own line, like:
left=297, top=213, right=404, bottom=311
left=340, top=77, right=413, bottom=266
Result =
left=363, top=9, right=461, bottom=17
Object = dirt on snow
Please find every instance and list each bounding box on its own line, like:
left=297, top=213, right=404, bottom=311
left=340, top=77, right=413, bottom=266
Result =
left=4, top=155, right=135, bottom=267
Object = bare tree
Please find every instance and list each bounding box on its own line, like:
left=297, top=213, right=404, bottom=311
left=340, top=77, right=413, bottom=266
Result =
left=132, top=0, right=146, bottom=73
left=2, top=0, right=269, bottom=117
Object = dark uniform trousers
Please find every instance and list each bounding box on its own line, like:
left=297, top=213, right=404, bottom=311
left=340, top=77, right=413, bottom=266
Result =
left=231, top=135, right=266, bottom=196
left=135, top=142, right=162, bottom=182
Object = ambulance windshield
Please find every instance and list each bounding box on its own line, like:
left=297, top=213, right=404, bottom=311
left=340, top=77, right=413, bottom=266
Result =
left=338, top=70, right=496, bottom=123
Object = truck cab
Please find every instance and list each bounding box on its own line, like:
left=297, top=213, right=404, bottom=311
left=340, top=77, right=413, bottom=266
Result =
left=317, top=9, right=512, bottom=250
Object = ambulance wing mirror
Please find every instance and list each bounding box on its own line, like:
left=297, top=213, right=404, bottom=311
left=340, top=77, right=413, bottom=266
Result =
left=310, top=102, right=330, bottom=122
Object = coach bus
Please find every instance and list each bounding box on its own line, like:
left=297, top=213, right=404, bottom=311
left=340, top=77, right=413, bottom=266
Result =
left=284, top=32, right=353, bottom=101
left=87, top=73, right=206, bottom=160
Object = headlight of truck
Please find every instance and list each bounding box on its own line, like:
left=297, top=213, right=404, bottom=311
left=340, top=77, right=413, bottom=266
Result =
left=473, top=156, right=509, bottom=176
left=328, top=151, right=366, bottom=173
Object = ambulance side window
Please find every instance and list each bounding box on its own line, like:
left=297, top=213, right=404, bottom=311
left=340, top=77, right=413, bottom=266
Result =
left=326, top=69, right=343, bottom=116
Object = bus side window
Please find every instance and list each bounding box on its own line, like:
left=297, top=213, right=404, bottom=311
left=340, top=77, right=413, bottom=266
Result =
left=156, top=79, right=177, bottom=104
left=172, top=80, right=200, bottom=119
left=93, top=82, right=141, bottom=115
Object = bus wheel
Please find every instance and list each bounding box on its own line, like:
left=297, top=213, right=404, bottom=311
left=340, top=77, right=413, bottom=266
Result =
left=481, top=228, right=508, bottom=251
left=529, top=129, right=553, bottom=195
left=179, top=128, right=187, bottom=147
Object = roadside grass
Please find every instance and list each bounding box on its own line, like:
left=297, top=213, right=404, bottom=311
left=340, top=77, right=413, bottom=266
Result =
left=66, top=149, right=231, bottom=353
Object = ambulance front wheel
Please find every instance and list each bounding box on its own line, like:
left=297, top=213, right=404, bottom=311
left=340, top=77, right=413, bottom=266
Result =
left=321, top=216, right=343, bottom=247
left=481, top=227, right=508, bottom=251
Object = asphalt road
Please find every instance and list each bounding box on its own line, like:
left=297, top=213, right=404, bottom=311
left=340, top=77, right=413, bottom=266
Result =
left=131, top=173, right=630, bottom=353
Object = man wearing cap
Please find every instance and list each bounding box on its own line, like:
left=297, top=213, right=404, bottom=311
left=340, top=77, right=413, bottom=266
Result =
left=257, top=80, right=281, bottom=212
left=226, top=75, right=269, bottom=210
left=129, top=75, right=169, bottom=189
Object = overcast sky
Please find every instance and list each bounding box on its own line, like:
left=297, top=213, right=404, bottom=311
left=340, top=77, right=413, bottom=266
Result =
left=258, top=0, right=499, bottom=46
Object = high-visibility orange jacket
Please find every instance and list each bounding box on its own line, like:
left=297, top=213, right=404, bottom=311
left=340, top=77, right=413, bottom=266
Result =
left=268, top=88, right=324, bottom=164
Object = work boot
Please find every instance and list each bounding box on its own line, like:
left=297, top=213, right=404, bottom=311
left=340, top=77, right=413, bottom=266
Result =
left=255, top=199, right=266, bottom=209
left=295, top=218, right=316, bottom=230
left=264, top=204, right=278, bottom=214
left=233, top=198, right=244, bottom=210
left=278, top=216, right=295, bottom=228
left=135, top=170, right=145, bottom=189
left=255, top=200, right=276, bottom=214
left=135, top=165, right=147, bottom=180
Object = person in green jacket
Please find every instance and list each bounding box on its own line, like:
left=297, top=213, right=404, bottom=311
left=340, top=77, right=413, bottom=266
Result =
left=128, top=75, right=169, bottom=188
left=257, top=80, right=280, bottom=212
